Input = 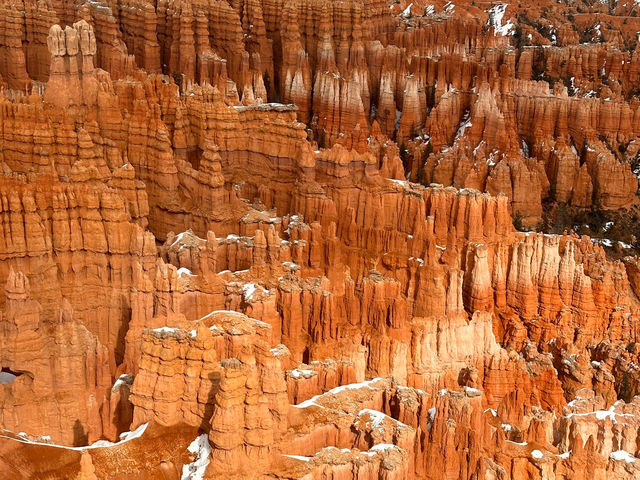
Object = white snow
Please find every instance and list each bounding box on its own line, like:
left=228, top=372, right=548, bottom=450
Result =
left=119, top=423, right=149, bottom=442
left=326, top=379, right=381, bottom=394
left=181, top=434, right=211, bottom=480
left=152, top=326, right=179, bottom=334
left=565, top=404, right=634, bottom=423
left=501, top=423, right=512, bottom=431
left=610, top=450, right=636, bottom=463
left=0, top=423, right=149, bottom=451
left=177, top=267, right=193, bottom=277
left=464, top=386, right=482, bottom=395
left=424, top=4, right=435, bottom=14
left=531, top=449, right=544, bottom=459
left=508, top=440, right=528, bottom=446
left=293, top=379, right=382, bottom=408
left=389, top=178, right=409, bottom=186
left=455, top=112, right=472, bottom=141
left=487, top=4, right=513, bottom=36
left=426, top=407, right=436, bottom=431
left=408, top=256, right=425, bottom=266
left=593, top=24, right=601, bottom=40
left=592, top=238, right=614, bottom=247
left=401, top=3, right=413, bottom=17
left=370, top=443, right=397, bottom=451
left=112, top=374, right=132, bottom=392
left=288, top=368, right=316, bottom=379
left=358, top=409, right=388, bottom=429
left=171, top=231, right=188, bottom=247
left=283, top=454, right=312, bottom=461
left=243, top=282, right=257, bottom=301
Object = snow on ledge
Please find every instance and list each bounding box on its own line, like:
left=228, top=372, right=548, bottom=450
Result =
left=610, top=450, right=637, bottom=463
left=293, top=378, right=384, bottom=408
left=0, top=423, right=149, bottom=451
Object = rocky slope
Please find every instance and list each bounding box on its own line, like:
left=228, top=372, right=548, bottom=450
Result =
left=1, top=2, right=640, bottom=479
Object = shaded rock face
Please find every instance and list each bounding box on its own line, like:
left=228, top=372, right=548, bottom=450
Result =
left=2, top=5, right=640, bottom=480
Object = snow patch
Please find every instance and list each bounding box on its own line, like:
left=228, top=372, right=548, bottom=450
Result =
left=401, top=3, right=413, bottom=17
left=610, top=450, right=636, bottom=463
left=358, top=409, right=388, bottom=430
left=565, top=404, right=634, bottom=423
left=112, top=374, right=133, bottom=392
left=427, top=407, right=436, bottom=431
left=464, top=386, right=482, bottom=396
left=152, top=327, right=180, bottom=334
left=243, top=282, right=257, bottom=301
left=0, top=423, right=149, bottom=451
left=283, top=454, right=312, bottom=461
left=177, top=267, right=193, bottom=277
left=288, top=368, right=316, bottom=379
left=455, top=111, right=472, bottom=141
left=487, top=4, right=513, bottom=36
left=389, top=178, right=409, bottom=186
left=370, top=443, right=396, bottom=451
left=181, top=434, right=211, bottom=480
left=293, top=379, right=383, bottom=408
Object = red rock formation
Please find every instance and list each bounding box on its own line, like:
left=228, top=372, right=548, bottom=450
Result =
left=1, top=3, right=640, bottom=480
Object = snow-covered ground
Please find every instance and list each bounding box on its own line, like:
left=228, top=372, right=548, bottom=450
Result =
left=181, top=434, right=211, bottom=480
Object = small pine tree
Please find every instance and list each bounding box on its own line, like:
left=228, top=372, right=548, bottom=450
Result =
left=172, top=72, right=183, bottom=89
left=618, top=371, right=633, bottom=403
left=513, top=211, right=525, bottom=231
left=263, top=72, right=271, bottom=100
left=552, top=203, right=570, bottom=234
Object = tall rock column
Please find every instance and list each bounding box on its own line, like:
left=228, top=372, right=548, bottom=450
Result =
left=44, top=20, right=98, bottom=114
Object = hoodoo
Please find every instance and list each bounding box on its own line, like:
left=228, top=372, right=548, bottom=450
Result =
left=2, top=1, right=640, bottom=479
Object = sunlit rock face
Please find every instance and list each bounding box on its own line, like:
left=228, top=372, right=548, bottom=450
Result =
left=2, top=2, right=640, bottom=479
